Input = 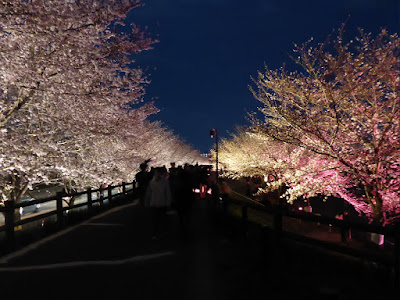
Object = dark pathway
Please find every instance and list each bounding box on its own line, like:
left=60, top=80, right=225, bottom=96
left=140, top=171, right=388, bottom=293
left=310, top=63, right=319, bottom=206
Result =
left=0, top=197, right=397, bottom=299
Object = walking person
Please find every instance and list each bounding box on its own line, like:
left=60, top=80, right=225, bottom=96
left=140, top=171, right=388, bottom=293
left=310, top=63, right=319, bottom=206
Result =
left=218, top=178, right=231, bottom=213
left=135, top=159, right=151, bottom=206
left=172, top=167, right=195, bottom=239
left=145, top=167, right=172, bottom=239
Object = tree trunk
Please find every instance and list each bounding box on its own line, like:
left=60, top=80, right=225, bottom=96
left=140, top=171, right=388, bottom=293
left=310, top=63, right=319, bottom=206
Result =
left=8, top=172, right=29, bottom=224
left=373, top=197, right=383, bottom=224
left=371, top=196, right=385, bottom=245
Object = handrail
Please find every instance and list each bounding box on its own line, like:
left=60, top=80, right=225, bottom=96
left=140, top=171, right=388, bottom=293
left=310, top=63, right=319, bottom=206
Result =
left=222, top=189, right=400, bottom=287
left=230, top=190, right=266, bottom=208
left=0, top=181, right=136, bottom=238
left=229, top=190, right=398, bottom=236
left=1, top=181, right=133, bottom=210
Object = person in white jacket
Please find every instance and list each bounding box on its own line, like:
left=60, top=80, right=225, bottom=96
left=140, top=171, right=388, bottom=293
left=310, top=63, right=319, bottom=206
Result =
left=145, top=167, right=172, bottom=238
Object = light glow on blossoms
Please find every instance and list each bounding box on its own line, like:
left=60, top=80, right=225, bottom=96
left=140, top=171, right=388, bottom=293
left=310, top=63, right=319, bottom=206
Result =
left=0, top=1, right=204, bottom=203
left=221, top=28, right=400, bottom=225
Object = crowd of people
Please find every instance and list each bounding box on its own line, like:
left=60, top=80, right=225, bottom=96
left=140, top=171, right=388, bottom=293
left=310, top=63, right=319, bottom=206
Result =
left=135, top=161, right=214, bottom=239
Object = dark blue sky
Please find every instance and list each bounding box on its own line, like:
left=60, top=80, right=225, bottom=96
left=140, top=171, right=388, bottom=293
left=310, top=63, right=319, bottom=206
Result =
left=128, top=0, right=399, bottom=153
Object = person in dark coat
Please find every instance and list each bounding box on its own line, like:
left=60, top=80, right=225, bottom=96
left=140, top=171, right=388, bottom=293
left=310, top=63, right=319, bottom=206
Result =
left=135, top=159, right=151, bottom=205
left=145, top=167, right=172, bottom=239
left=172, top=166, right=195, bottom=239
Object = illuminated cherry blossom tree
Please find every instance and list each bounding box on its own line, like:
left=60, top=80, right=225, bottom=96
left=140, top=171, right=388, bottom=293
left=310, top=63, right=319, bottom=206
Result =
left=217, top=128, right=293, bottom=180
left=217, top=128, right=341, bottom=204
left=0, top=0, right=156, bottom=202
left=130, top=120, right=206, bottom=168
left=250, top=28, right=400, bottom=224
left=0, top=0, right=232, bottom=206
left=0, top=0, right=153, bottom=127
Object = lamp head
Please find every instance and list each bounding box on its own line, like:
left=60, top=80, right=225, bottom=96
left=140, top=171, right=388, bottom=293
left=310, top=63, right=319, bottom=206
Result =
left=210, top=129, right=216, bottom=138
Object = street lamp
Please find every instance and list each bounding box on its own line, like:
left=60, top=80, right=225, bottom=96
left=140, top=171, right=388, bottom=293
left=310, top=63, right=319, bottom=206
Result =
left=210, top=129, right=218, bottom=180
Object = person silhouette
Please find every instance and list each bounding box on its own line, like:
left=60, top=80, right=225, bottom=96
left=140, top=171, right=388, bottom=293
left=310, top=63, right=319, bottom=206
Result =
left=145, top=167, right=172, bottom=239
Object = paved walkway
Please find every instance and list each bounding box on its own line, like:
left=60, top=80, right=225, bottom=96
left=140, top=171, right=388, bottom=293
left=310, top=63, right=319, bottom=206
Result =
left=0, top=197, right=397, bottom=299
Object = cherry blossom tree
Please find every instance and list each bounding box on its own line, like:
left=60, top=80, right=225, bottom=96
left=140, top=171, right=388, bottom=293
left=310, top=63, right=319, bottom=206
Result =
left=130, top=121, right=205, bottom=168
left=251, top=28, right=400, bottom=224
left=0, top=0, right=153, bottom=127
left=0, top=98, right=204, bottom=204
left=0, top=0, right=207, bottom=206
left=0, top=0, right=155, bottom=202
left=217, top=128, right=337, bottom=204
left=217, top=128, right=293, bottom=179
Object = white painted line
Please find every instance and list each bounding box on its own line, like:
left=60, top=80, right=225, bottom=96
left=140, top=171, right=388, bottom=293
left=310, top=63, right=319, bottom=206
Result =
left=0, top=201, right=139, bottom=264
left=0, top=251, right=175, bottom=272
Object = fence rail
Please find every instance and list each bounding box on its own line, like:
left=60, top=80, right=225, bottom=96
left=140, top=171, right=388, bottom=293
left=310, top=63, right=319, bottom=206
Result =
left=224, top=190, right=400, bottom=287
left=0, top=181, right=136, bottom=249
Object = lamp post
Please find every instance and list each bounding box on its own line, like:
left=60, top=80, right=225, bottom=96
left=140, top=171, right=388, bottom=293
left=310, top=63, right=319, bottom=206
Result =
left=210, top=129, right=218, bottom=181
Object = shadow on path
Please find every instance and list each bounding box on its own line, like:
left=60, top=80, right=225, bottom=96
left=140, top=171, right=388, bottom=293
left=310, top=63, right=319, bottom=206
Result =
left=0, top=197, right=397, bottom=299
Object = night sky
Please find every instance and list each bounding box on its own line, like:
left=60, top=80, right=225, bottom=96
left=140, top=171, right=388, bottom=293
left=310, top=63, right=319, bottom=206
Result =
left=128, top=0, right=400, bottom=153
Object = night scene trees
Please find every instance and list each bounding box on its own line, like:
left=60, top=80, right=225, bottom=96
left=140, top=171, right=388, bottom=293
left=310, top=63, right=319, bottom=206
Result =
left=0, top=0, right=203, bottom=203
left=219, top=28, right=400, bottom=225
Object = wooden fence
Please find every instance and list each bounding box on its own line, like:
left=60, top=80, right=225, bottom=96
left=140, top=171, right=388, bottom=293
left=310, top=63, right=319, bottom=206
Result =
left=0, top=181, right=135, bottom=250
left=221, top=190, right=400, bottom=288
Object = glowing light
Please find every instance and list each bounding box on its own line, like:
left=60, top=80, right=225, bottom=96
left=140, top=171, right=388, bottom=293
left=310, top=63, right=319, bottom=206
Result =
left=371, top=233, right=385, bottom=245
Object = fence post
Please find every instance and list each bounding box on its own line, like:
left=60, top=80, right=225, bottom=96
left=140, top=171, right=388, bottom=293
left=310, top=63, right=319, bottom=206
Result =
left=394, top=227, right=400, bottom=289
left=56, top=192, right=64, bottom=228
left=108, top=185, right=113, bottom=205
left=122, top=182, right=126, bottom=195
left=130, top=180, right=135, bottom=199
left=87, top=187, right=93, bottom=214
left=4, top=200, right=15, bottom=250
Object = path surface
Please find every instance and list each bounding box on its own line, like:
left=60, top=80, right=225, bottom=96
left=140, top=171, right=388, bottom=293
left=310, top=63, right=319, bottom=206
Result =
left=0, top=197, right=397, bottom=299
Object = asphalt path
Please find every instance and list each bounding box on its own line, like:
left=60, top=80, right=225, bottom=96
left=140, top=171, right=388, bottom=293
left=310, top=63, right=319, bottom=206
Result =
left=0, top=197, right=397, bottom=299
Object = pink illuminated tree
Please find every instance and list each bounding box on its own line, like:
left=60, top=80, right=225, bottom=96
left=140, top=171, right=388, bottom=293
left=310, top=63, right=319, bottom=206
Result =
left=217, top=128, right=349, bottom=206
left=251, top=28, right=400, bottom=224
